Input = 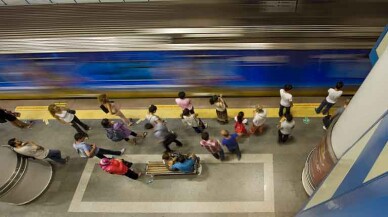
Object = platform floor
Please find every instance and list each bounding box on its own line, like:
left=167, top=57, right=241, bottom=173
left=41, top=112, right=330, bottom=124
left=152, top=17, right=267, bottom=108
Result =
left=0, top=97, right=332, bottom=217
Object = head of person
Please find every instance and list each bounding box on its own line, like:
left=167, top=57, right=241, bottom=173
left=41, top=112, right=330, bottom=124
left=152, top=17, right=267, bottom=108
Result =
left=285, top=114, right=293, bottom=122
left=237, top=111, right=244, bottom=123
left=284, top=84, right=293, bottom=91
left=148, top=104, right=157, bottom=114
left=336, top=81, right=344, bottom=90
left=97, top=93, right=108, bottom=104
left=99, top=158, right=111, bottom=169
left=162, top=152, right=171, bottom=161
left=8, top=138, right=20, bottom=147
left=144, top=123, right=154, bottom=130
left=74, top=132, right=87, bottom=142
left=209, top=95, right=218, bottom=105
left=255, top=105, right=264, bottom=113
left=176, top=155, right=186, bottom=163
left=201, top=131, right=209, bottom=141
left=221, top=129, right=229, bottom=137
left=178, top=91, right=186, bottom=99
left=182, top=108, right=190, bottom=117
left=101, top=118, right=113, bottom=128
left=48, top=104, right=61, bottom=117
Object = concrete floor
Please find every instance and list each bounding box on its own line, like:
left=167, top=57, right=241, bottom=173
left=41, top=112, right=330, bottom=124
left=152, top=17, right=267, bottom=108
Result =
left=0, top=97, right=328, bottom=217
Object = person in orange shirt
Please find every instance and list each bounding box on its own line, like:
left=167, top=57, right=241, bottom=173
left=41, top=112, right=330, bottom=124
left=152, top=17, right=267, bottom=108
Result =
left=99, top=158, right=141, bottom=180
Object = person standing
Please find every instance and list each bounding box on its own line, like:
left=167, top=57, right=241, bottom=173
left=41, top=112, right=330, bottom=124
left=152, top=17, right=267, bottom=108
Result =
left=250, top=105, right=267, bottom=135
left=0, top=108, right=34, bottom=129
left=209, top=94, right=228, bottom=124
left=181, top=109, right=207, bottom=134
left=279, top=84, right=293, bottom=117
left=234, top=113, right=249, bottom=137
left=315, top=81, right=344, bottom=115
left=98, top=93, right=133, bottom=126
left=146, top=104, right=162, bottom=126
left=48, top=104, right=90, bottom=136
left=323, top=98, right=350, bottom=130
left=73, top=132, right=125, bottom=159
left=149, top=120, right=183, bottom=152
left=99, top=158, right=141, bottom=180
left=200, top=132, right=225, bottom=160
left=221, top=130, right=241, bottom=160
left=101, top=118, right=147, bottom=144
left=278, top=114, right=295, bottom=143
left=8, top=138, right=69, bottom=164
left=175, top=91, right=194, bottom=114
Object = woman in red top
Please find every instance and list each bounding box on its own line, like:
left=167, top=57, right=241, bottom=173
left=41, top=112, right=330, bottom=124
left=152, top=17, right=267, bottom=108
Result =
left=234, top=113, right=249, bottom=136
left=99, top=158, right=141, bottom=180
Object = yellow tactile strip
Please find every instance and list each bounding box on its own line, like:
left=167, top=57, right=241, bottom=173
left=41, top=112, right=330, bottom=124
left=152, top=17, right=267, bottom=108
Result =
left=15, top=103, right=325, bottom=121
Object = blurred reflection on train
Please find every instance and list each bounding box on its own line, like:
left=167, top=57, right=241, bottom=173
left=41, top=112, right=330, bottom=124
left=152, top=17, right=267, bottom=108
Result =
left=0, top=49, right=371, bottom=98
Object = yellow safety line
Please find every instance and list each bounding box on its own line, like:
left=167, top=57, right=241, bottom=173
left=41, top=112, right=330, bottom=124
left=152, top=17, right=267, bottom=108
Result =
left=15, top=103, right=325, bottom=121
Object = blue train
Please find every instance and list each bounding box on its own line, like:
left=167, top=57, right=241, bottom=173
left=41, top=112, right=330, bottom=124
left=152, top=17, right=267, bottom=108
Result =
left=0, top=49, right=371, bottom=97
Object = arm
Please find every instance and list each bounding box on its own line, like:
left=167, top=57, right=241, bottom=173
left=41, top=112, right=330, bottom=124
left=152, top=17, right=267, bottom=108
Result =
left=29, top=141, right=44, bottom=150
left=84, top=144, right=97, bottom=158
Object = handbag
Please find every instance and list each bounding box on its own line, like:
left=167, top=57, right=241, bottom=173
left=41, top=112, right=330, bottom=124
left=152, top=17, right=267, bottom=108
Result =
left=100, top=104, right=109, bottom=114
left=68, top=109, right=76, bottom=114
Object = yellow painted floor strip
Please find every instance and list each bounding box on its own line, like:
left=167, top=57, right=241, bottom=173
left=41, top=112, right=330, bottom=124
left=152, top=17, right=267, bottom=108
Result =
left=15, top=103, right=325, bottom=121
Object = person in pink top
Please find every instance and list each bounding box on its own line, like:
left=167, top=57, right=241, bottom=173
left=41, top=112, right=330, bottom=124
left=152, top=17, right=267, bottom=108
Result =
left=200, top=132, right=225, bottom=160
left=99, top=158, right=141, bottom=180
left=175, top=91, right=195, bottom=114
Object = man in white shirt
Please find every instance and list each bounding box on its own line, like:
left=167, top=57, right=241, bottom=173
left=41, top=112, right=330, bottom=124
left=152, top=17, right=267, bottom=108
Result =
left=278, top=114, right=295, bottom=143
left=279, top=84, right=293, bottom=117
left=315, top=81, right=344, bottom=115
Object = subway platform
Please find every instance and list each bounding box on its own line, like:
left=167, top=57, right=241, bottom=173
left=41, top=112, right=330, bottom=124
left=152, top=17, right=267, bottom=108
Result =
left=0, top=97, right=339, bottom=217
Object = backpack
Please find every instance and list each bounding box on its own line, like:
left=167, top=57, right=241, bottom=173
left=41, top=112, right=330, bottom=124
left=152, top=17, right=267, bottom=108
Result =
left=106, top=128, right=126, bottom=142
left=234, top=122, right=246, bottom=134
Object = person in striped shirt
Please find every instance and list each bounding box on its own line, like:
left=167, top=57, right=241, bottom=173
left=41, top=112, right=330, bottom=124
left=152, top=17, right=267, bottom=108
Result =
left=199, top=132, right=225, bottom=161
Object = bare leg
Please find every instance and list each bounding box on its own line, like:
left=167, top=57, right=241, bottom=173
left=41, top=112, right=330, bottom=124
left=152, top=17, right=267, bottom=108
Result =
left=11, top=119, right=30, bottom=128
left=115, top=110, right=130, bottom=125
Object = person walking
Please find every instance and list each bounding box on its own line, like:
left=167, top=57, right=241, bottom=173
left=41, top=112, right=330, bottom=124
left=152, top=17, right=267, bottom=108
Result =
left=209, top=94, right=228, bottom=124
left=200, top=132, right=225, bottom=160
left=98, top=93, right=133, bottom=126
left=101, top=118, right=147, bottom=144
left=315, top=81, right=344, bottom=115
left=322, top=98, right=350, bottom=130
left=221, top=130, right=241, bottom=160
left=99, top=158, right=141, bottom=180
left=146, top=104, right=162, bottom=126
left=250, top=105, right=267, bottom=135
left=8, top=138, right=69, bottom=164
left=181, top=108, right=207, bottom=134
left=278, top=114, right=295, bottom=143
left=279, top=84, right=293, bottom=117
left=48, top=104, right=90, bottom=136
left=147, top=120, right=183, bottom=152
left=73, top=132, right=125, bottom=159
left=175, top=91, right=194, bottom=114
left=0, top=108, right=34, bottom=129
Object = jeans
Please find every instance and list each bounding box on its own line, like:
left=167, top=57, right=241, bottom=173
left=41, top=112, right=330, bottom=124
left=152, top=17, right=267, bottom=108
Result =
left=278, top=130, right=290, bottom=143
left=46, top=149, right=66, bottom=164
left=95, top=148, right=122, bottom=159
left=212, top=149, right=225, bottom=161
left=279, top=105, right=291, bottom=117
left=316, top=99, right=334, bottom=115
left=122, top=160, right=139, bottom=180
left=71, top=115, right=90, bottom=134
left=228, top=145, right=241, bottom=160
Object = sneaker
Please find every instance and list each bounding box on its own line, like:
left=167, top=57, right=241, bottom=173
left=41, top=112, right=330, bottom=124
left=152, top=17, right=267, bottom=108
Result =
left=87, top=127, right=92, bottom=131
left=120, top=148, right=126, bottom=155
left=323, top=126, right=327, bottom=130
left=142, top=132, right=148, bottom=138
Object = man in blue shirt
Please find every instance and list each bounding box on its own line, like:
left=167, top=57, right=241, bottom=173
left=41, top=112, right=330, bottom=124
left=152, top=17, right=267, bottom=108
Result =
left=221, top=130, right=241, bottom=160
left=162, top=152, right=198, bottom=173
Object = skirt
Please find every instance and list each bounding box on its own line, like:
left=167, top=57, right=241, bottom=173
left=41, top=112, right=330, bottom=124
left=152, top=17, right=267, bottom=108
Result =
left=216, top=109, right=228, bottom=123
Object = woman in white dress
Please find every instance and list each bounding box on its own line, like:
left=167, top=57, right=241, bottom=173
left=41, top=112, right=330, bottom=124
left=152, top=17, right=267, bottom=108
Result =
left=48, top=104, right=90, bottom=136
left=250, top=105, right=267, bottom=135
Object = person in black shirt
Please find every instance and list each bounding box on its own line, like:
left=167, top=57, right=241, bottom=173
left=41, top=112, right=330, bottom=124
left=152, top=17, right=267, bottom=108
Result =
left=0, top=108, right=34, bottom=129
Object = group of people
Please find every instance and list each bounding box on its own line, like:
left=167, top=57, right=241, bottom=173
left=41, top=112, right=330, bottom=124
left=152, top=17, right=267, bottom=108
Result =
left=1, top=82, right=348, bottom=179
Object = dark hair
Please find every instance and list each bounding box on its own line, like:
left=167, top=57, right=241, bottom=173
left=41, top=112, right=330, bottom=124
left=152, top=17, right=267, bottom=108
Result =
left=8, top=138, right=16, bottom=147
left=284, top=84, right=293, bottom=91
left=178, top=91, right=186, bottom=99
left=101, top=118, right=111, bottom=128
left=286, top=114, right=293, bottom=122
left=149, top=104, right=157, bottom=113
left=176, top=155, right=186, bottom=163
left=162, top=152, right=170, bottom=160
left=209, top=98, right=215, bottom=105
left=201, top=132, right=209, bottom=140
left=336, top=81, right=344, bottom=89
left=182, top=108, right=190, bottom=116
left=237, top=115, right=243, bottom=123
left=144, top=123, right=154, bottom=129
left=238, top=111, right=244, bottom=117
left=74, top=132, right=87, bottom=141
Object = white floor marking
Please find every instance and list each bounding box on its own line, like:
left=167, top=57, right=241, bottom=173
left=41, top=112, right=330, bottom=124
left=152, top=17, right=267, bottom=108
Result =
left=69, top=154, right=274, bottom=213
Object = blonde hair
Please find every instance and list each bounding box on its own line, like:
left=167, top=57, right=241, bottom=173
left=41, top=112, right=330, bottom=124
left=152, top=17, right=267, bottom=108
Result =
left=220, top=129, right=229, bottom=137
left=48, top=104, right=59, bottom=117
left=255, top=105, right=264, bottom=113
left=97, top=94, right=108, bottom=104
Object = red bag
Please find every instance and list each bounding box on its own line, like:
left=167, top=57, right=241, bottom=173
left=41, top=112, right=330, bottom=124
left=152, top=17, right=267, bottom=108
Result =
left=234, top=122, right=247, bottom=134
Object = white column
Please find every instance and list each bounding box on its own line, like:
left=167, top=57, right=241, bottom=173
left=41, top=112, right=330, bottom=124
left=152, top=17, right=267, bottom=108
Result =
left=331, top=47, right=388, bottom=158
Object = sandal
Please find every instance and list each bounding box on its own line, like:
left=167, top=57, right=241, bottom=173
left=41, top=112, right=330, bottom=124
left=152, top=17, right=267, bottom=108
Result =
left=142, top=132, right=148, bottom=138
